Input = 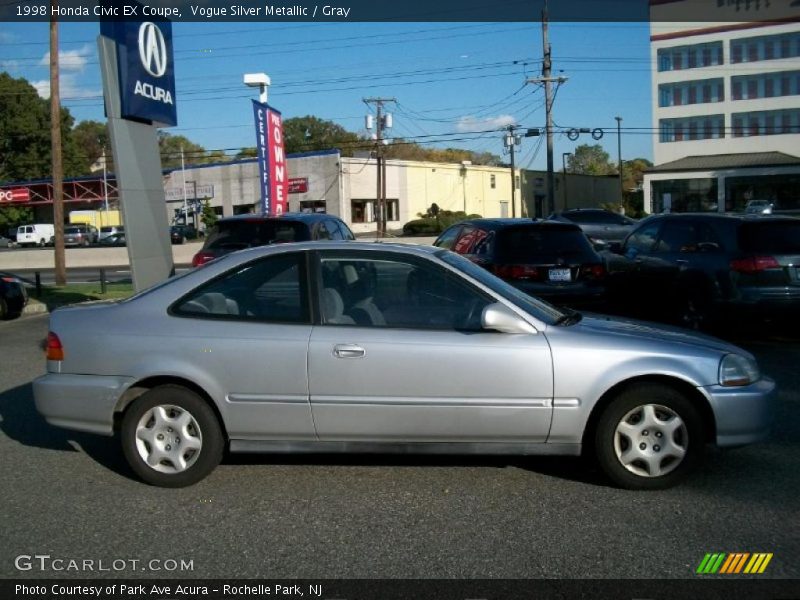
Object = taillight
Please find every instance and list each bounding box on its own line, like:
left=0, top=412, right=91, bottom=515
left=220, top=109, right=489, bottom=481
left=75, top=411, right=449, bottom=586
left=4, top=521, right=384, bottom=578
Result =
left=580, top=264, right=607, bottom=280
left=192, top=251, right=215, bottom=267
left=493, top=264, right=540, bottom=280
left=730, top=256, right=780, bottom=274
left=46, top=332, right=64, bottom=361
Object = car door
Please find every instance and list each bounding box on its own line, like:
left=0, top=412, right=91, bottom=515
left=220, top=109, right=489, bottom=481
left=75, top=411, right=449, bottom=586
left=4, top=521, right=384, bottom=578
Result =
left=307, top=249, right=554, bottom=442
left=170, top=251, right=316, bottom=440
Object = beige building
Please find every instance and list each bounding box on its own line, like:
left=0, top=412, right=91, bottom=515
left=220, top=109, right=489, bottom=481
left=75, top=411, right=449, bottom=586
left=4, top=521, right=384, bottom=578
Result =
left=162, top=150, right=621, bottom=233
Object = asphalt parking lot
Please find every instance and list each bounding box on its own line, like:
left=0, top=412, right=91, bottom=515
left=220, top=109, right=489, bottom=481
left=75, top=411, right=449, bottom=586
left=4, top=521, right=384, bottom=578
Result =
left=0, top=313, right=798, bottom=582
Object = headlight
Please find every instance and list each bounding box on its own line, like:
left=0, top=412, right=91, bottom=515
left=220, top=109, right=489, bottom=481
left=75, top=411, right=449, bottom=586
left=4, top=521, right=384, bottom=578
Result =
left=719, top=354, right=760, bottom=387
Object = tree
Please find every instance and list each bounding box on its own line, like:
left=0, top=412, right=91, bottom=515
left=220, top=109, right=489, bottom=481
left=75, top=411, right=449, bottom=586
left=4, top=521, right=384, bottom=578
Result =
left=0, top=204, right=32, bottom=231
left=158, top=132, right=208, bottom=170
left=71, top=120, right=109, bottom=174
left=622, top=157, right=653, bottom=191
left=0, top=72, right=84, bottom=181
left=567, top=144, right=616, bottom=176
left=200, top=199, right=217, bottom=230
left=282, top=116, right=364, bottom=156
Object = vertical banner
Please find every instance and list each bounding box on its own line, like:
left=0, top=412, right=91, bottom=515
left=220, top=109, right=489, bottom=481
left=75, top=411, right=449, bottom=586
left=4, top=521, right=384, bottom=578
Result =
left=252, top=100, right=288, bottom=215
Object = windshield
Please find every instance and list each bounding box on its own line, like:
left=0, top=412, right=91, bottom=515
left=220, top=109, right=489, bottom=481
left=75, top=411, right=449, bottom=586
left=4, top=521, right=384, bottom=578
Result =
left=438, top=250, right=566, bottom=325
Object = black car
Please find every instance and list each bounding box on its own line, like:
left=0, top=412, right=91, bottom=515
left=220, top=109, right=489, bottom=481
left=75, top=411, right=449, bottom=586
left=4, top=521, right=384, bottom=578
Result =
left=549, top=208, right=636, bottom=246
left=433, top=218, right=607, bottom=309
left=98, top=232, right=127, bottom=247
left=171, top=224, right=200, bottom=241
left=0, top=273, right=28, bottom=319
left=170, top=226, right=187, bottom=245
left=192, top=213, right=356, bottom=267
left=605, top=213, right=800, bottom=328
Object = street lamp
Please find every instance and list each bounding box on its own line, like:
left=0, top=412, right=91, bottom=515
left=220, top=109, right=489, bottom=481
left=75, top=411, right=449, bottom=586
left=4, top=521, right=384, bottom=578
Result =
left=562, top=152, right=571, bottom=211
left=244, top=72, right=271, bottom=104
left=615, top=116, right=623, bottom=210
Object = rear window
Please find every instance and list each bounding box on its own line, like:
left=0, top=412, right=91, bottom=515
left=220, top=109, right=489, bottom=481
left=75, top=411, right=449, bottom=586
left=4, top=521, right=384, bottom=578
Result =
left=101, top=226, right=114, bottom=233
left=65, top=227, right=80, bottom=234
left=204, top=219, right=309, bottom=251
left=739, top=220, right=800, bottom=254
left=495, top=225, right=596, bottom=262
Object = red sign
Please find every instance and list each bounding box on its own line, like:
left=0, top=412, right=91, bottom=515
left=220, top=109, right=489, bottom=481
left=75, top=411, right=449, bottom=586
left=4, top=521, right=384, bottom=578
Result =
left=288, top=178, right=308, bottom=194
left=0, top=188, right=30, bottom=203
left=267, top=109, right=288, bottom=215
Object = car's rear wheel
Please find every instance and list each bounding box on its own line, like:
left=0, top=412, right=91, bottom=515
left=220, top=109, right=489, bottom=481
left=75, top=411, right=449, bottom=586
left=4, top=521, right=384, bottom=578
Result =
left=594, top=384, right=704, bottom=490
left=0, top=297, right=7, bottom=320
left=121, top=385, right=224, bottom=487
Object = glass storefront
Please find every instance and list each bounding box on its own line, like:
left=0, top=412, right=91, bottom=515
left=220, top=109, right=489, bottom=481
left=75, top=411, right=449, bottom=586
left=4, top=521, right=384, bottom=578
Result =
left=651, top=178, right=718, bottom=213
left=725, top=174, right=800, bottom=212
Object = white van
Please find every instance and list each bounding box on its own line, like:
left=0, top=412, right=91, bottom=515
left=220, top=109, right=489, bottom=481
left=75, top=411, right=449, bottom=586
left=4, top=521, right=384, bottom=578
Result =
left=17, top=224, right=55, bottom=247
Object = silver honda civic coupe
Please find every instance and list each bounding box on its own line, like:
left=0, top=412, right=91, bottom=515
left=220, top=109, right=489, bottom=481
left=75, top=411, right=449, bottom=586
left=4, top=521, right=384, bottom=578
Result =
left=34, top=242, right=773, bottom=489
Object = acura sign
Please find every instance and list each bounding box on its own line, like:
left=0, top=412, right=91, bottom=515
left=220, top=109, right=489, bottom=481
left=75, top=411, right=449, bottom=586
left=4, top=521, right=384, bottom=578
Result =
left=100, top=19, right=177, bottom=127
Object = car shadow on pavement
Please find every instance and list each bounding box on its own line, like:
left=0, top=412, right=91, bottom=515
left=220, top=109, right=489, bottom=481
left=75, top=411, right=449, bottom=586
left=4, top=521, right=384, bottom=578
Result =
left=0, top=382, right=139, bottom=482
left=226, top=452, right=613, bottom=488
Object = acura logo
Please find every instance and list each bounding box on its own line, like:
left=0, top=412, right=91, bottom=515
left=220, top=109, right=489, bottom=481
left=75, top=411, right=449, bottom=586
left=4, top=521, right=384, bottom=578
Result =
left=138, top=22, right=167, bottom=78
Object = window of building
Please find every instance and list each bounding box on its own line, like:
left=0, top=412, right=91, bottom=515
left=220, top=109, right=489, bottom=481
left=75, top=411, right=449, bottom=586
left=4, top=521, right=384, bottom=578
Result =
left=350, top=199, right=374, bottom=223
left=660, top=115, right=725, bottom=143
left=732, top=109, right=800, bottom=137
left=515, top=175, right=520, bottom=190
left=732, top=80, right=742, bottom=100
left=731, top=32, right=800, bottom=64
left=658, top=78, right=723, bottom=107
left=732, top=70, right=800, bottom=101
left=490, top=174, right=496, bottom=189
left=657, top=42, right=723, bottom=72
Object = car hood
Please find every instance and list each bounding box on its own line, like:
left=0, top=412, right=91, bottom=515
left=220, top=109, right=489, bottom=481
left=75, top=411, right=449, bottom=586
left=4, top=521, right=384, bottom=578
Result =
left=562, top=312, right=749, bottom=358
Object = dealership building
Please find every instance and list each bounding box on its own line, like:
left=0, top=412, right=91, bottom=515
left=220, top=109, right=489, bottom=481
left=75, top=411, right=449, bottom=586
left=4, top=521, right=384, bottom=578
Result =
left=1, top=151, right=620, bottom=234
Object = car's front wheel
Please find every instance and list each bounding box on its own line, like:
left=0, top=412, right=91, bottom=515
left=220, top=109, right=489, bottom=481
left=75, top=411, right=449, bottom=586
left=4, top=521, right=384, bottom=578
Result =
left=594, top=383, right=704, bottom=490
left=121, top=385, right=224, bottom=487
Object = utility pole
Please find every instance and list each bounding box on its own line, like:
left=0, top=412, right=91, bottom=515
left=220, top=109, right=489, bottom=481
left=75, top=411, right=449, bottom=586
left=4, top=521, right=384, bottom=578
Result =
left=615, top=116, right=624, bottom=210
left=50, top=1, right=66, bottom=286
left=363, top=97, right=395, bottom=237
left=526, top=0, right=566, bottom=216
left=504, top=126, right=521, bottom=218
left=102, top=146, right=109, bottom=213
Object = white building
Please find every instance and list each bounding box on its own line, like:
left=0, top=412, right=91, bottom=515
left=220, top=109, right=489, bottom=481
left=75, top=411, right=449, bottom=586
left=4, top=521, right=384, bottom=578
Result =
left=645, top=3, right=800, bottom=214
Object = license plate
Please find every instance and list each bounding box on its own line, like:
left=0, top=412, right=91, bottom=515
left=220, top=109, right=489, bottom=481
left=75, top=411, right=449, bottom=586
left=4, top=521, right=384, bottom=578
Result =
left=548, top=268, right=571, bottom=282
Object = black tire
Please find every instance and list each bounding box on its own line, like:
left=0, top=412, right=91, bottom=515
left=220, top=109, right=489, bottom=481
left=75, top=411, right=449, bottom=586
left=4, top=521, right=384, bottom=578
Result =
left=0, top=297, right=7, bottom=320
left=38, top=238, right=46, bottom=247
left=121, top=385, right=224, bottom=487
left=594, top=383, right=704, bottom=490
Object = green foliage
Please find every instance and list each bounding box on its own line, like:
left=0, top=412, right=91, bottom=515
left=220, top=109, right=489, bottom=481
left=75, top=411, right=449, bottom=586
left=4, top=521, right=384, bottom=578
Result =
left=282, top=116, right=364, bottom=156
left=200, top=199, right=217, bottom=230
left=385, top=141, right=501, bottom=166
left=234, top=147, right=257, bottom=159
left=158, top=132, right=208, bottom=170
left=402, top=210, right=480, bottom=236
left=0, top=72, right=85, bottom=181
left=567, top=144, right=616, bottom=176
left=71, top=120, right=109, bottom=174
left=0, top=205, right=33, bottom=230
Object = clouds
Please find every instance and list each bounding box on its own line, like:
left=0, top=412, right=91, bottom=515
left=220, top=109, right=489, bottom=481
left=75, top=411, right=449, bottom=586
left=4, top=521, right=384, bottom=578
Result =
left=455, top=114, right=516, bottom=133
left=31, top=45, right=100, bottom=100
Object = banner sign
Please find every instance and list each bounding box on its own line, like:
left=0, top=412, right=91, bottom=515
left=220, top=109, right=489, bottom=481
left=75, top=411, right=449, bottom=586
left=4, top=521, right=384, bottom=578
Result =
left=0, top=188, right=30, bottom=203
left=288, top=178, right=309, bottom=194
left=252, top=100, right=288, bottom=215
left=100, top=17, right=177, bottom=127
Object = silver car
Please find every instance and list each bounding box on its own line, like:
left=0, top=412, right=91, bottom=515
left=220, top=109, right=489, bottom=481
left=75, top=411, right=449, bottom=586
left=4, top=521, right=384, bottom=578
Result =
left=34, top=242, right=773, bottom=489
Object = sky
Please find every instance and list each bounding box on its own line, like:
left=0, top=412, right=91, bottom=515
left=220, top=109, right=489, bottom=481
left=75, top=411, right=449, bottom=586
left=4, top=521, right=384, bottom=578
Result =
left=0, top=20, right=655, bottom=169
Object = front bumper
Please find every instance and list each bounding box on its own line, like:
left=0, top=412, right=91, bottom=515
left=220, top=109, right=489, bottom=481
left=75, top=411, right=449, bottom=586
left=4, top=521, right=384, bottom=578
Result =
left=33, top=373, right=136, bottom=436
left=702, top=377, right=775, bottom=447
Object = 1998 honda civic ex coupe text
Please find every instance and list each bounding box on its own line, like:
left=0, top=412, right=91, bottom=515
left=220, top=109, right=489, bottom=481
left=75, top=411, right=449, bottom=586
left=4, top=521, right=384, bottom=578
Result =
left=33, top=242, right=773, bottom=489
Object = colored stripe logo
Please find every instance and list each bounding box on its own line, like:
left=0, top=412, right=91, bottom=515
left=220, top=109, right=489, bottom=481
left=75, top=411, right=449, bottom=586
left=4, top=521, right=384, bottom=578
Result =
left=697, top=553, right=773, bottom=574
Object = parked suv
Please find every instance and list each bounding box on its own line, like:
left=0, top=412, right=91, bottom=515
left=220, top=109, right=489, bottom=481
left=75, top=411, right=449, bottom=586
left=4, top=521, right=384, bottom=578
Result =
left=192, top=213, right=355, bottom=267
left=548, top=208, right=636, bottom=246
left=63, top=224, right=98, bottom=246
left=606, top=213, right=800, bottom=328
left=434, top=218, right=608, bottom=308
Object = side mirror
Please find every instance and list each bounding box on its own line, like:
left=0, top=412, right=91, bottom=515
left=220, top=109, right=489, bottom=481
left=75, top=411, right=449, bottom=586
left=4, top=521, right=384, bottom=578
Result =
left=481, top=302, right=538, bottom=334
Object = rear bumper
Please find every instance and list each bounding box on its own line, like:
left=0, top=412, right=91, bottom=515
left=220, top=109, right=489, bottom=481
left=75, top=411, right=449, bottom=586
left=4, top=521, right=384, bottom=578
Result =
left=702, top=377, right=775, bottom=447
left=33, top=373, right=136, bottom=436
left=511, top=281, right=606, bottom=307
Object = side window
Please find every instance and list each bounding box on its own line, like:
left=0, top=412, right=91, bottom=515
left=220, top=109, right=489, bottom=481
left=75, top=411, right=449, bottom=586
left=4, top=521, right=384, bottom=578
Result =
left=324, top=220, right=343, bottom=240
left=472, top=229, right=494, bottom=256
left=655, top=221, right=722, bottom=253
left=453, top=226, right=477, bottom=254
left=624, top=221, right=661, bottom=256
left=173, top=253, right=309, bottom=324
left=434, top=225, right=462, bottom=250
left=334, top=219, right=356, bottom=241
left=318, top=253, right=492, bottom=331
left=315, top=222, right=332, bottom=240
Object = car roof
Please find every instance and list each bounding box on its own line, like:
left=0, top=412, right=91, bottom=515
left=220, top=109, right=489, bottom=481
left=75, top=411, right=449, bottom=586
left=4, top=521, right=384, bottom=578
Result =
left=215, top=212, right=343, bottom=224
left=646, top=212, right=798, bottom=223
left=455, top=218, right=581, bottom=231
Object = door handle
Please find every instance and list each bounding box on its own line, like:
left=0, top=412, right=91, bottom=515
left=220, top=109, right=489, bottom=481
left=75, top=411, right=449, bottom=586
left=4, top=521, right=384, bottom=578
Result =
left=333, top=344, right=366, bottom=359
